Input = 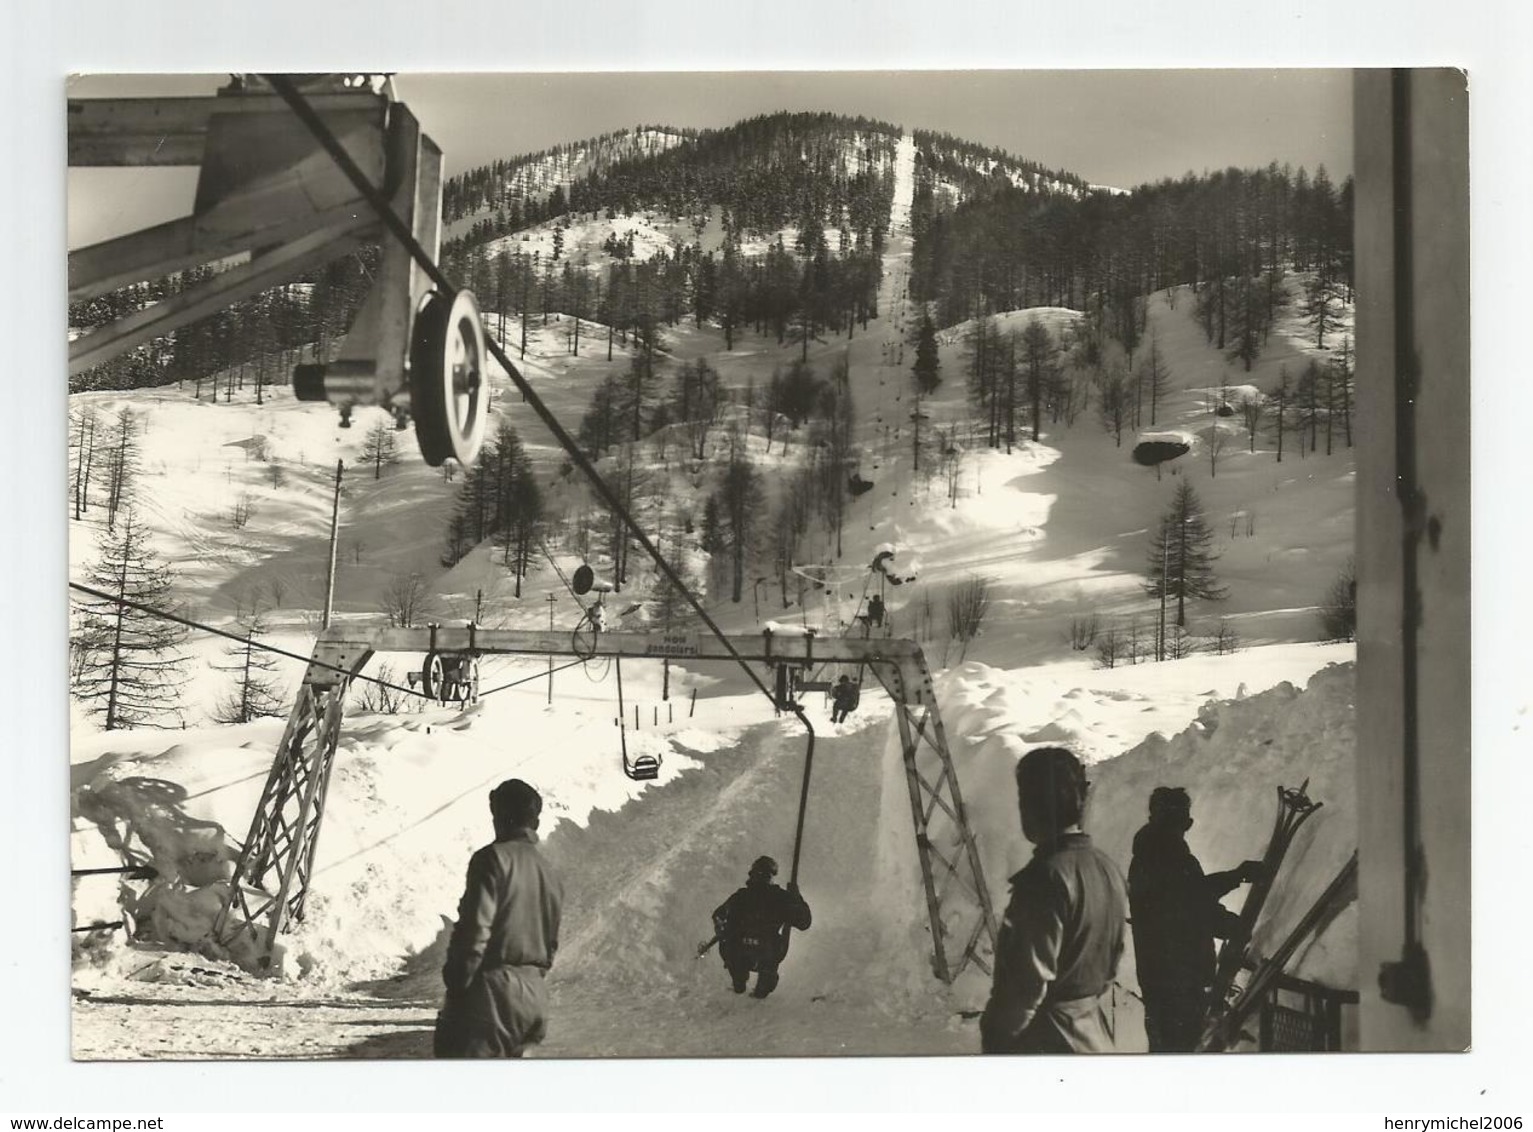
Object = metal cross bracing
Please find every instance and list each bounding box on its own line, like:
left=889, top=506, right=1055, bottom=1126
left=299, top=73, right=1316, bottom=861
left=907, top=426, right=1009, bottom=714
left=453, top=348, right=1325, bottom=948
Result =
left=213, top=625, right=999, bottom=981
left=868, top=661, right=998, bottom=982
left=211, top=646, right=372, bottom=969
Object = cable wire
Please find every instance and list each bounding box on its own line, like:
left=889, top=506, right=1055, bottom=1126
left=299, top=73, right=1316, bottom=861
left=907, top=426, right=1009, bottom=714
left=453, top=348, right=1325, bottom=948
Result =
left=264, top=76, right=819, bottom=892
left=262, top=74, right=780, bottom=713
left=476, top=656, right=589, bottom=699
left=68, top=582, right=432, bottom=701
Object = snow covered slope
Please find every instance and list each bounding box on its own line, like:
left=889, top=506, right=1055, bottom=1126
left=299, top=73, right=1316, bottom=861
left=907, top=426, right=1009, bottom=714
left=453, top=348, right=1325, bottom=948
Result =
left=69, top=126, right=1358, bottom=1057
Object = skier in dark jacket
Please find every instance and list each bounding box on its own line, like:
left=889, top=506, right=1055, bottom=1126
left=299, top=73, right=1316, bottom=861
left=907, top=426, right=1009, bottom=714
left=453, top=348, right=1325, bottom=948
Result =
left=864, top=594, right=886, bottom=632
left=712, top=856, right=812, bottom=999
left=830, top=675, right=858, bottom=723
left=981, top=746, right=1128, bottom=1054
left=434, top=778, right=564, bottom=1058
left=1128, top=786, right=1263, bottom=1052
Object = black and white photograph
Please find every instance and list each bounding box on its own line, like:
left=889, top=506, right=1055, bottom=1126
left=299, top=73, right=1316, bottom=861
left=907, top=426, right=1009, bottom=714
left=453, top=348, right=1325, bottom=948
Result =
left=59, top=65, right=1469, bottom=1062
left=6, top=0, right=1527, bottom=1115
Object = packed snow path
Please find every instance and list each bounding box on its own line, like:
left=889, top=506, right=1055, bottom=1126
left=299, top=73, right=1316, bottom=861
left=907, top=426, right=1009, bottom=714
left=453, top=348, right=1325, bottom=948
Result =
left=73, top=713, right=977, bottom=1058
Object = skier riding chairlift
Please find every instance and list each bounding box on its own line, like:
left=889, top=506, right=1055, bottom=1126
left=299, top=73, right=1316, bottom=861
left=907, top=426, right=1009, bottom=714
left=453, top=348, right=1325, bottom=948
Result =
left=830, top=674, right=860, bottom=723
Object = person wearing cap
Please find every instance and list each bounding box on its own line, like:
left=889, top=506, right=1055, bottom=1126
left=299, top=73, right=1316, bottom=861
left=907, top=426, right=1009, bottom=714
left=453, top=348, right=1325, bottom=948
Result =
left=1128, top=786, right=1263, bottom=1052
left=980, top=746, right=1128, bottom=1054
left=711, top=855, right=812, bottom=999
left=434, top=778, right=564, bottom=1058
left=830, top=675, right=858, bottom=723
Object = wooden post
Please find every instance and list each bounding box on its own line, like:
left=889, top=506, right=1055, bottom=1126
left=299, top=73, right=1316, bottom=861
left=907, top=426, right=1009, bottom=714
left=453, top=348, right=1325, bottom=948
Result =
left=689, top=688, right=697, bottom=718
left=546, top=593, right=556, bottom=704
left=322, top=460, right=343, bottom=629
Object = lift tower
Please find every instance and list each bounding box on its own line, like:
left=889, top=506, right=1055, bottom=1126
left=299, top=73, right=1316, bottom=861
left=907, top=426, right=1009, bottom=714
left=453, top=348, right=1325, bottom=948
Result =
left=213, top=626, right=999, bottom=984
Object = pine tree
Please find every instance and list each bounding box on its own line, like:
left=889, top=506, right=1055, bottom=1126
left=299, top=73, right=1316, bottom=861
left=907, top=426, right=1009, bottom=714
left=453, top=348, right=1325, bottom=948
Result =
left=73, top=508, right=188, bottom=729
left=212, top=611, right=285, bottom=724
left=911, top=311, right=941, bottom=395
left=1144, top=481, right=1228, bottom=630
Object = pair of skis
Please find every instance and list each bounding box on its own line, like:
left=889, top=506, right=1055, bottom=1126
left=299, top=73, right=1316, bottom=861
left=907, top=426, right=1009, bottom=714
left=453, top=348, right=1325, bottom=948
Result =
left=1198, top=849, right=1359, bottom=1051
left=1197, top=778, right=1357, bottom=1052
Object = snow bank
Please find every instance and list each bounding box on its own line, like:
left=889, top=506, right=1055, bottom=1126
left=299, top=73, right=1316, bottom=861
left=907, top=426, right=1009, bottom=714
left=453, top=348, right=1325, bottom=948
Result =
left=928, top=657, right=1357, bottom=1007
left=71, top=675, right=765, bottom=988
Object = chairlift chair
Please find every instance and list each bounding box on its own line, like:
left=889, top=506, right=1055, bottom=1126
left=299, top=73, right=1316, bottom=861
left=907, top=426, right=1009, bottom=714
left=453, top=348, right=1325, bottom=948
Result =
left=613, top=655, right=661, bottom=781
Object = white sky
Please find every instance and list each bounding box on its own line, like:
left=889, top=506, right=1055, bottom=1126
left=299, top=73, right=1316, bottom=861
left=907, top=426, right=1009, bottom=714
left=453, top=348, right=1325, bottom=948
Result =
left=66, top=69, right=1353, bottom=251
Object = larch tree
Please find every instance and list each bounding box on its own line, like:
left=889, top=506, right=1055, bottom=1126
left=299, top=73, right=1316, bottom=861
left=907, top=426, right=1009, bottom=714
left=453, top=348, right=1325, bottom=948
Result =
left=1269, top=366, right=1293, bottom=463
left=1139, top=333, right=1172, bottom=427
left=72, top=507, right=188, bottom=730
left=715, top=447, right=764, bottom=603
left=1144, top=480, right=1228, bottom=630
left=212, top=610, right=285, bottom=724
left=1095, top=362, right=1131, bottom=448
left=1019, top=315, right=1056, bottom=442
left=1238, top=393, right=1266, bottom=453
left=103, top=407, right=141, bottom=532
left=70, top=405, right=101, bottom=521
left=360, top=419, right=399, bottom=479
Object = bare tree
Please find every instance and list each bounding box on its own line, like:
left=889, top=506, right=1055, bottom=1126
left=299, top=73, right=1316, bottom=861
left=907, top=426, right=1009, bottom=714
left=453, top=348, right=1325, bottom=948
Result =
left=70, top=406, right=101, bottom=520
left=1139, top=334, right=1171, bottom=427
left=716, top=447, right=764, bottom=603
left=1210, top=618, right=1241, bottom=655
left=1094, top=363, right=1130, bottom=448
left=1318, top=558, right=1357, bottom=642
left=1238, top=394, right=1266, bottom=453
left=355, top=662, right=421, bottom=714
left=381, top=571, right=433, bottom=628
left=360, top=420, right=399, bottom=479
left=1068, top=613, right=1100, bottom=651
left=1094, top=625, right=1124, bottom=669
left=1269, top=367, right=1293, bottom=462
left=945, top=574, right=994, bottom=661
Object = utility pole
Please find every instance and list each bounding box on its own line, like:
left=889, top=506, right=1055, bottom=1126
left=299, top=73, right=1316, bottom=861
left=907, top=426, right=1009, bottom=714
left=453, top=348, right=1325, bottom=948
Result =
left=546, top=592, right=557, bottom=704
left=1158, top=529, right=1168, bottom=663
left=322, top=459, right=343, bottom=629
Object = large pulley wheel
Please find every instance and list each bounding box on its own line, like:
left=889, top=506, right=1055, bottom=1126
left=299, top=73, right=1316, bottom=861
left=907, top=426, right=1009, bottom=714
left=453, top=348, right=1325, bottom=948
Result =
left=420, top=651, right=447, bottom=701
left=411, top=289, right=488, bottom=467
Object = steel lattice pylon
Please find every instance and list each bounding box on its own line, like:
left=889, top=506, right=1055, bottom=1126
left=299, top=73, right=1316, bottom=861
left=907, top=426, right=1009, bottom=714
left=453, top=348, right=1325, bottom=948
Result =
left=212, top=627, right=997, bottom=979
left=872, top=657, right=998, bottom=982
left=212, top=648, right=371, bottom=968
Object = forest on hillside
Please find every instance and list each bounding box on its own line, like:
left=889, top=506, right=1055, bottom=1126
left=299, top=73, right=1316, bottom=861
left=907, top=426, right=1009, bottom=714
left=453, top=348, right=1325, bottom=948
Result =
left=68, top=114, right=1352, bottom=416
left=910, top=144, right=1353, bottom=349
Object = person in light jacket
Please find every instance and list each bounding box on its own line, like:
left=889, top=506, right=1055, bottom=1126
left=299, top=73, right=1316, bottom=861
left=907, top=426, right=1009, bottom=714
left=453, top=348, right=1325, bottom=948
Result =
left=980, top=746, right=1128, bottom=1054
left=434, top=778, right=563, bottom=1058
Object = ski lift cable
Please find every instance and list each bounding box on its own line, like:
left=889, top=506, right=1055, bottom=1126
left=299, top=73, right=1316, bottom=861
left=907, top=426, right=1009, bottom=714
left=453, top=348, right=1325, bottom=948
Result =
left=68, top=582, right=433, bottom=702
left=262, top=75, right=780, bottom=713
left=537, top=539, right=586, bottom=610
left=476, top=656, right=589, bottom=699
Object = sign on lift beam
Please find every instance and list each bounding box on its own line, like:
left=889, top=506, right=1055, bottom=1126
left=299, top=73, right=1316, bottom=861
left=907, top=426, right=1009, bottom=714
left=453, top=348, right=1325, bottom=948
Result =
left=644, top=634, right=701, bottom=658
